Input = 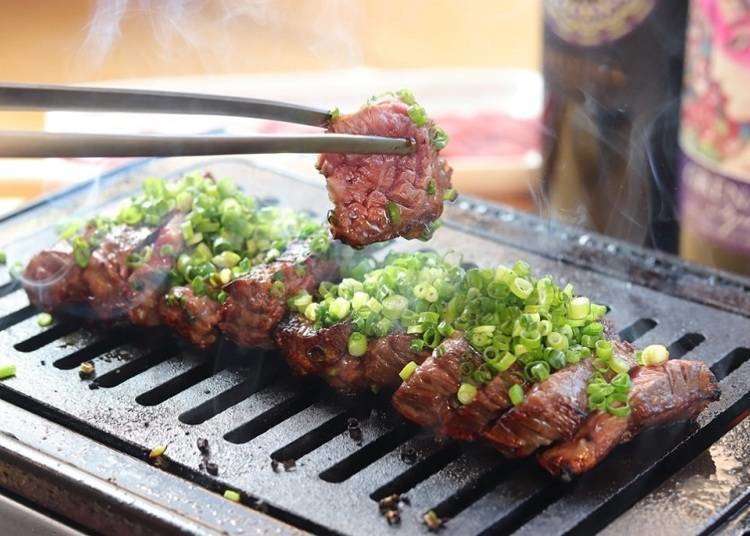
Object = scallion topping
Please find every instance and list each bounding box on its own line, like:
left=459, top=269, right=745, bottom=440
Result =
left=640, top=344, right=669, bottom=366
left=399, top=361, right=418, bottom=381
left=508, top=384, right=524, bottom=406
left=348, top=332, right=368, bottom=357
left=386, top=202, right=402, bottom=226
left=0, top=363, right=16, bottom=380
left=36, top=313, right=53, bottom=327
left=457, top=382, right=477, bottom=405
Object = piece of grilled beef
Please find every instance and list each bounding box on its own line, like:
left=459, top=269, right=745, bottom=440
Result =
left=480, top=340, right=637, bottom=458
left=392, top=337, right=527, bottom=441
left=538, top=359, right=720, bottom=478
left=22, top=225, right=96, bottom=311
left=220, top=240, right=339, bottom=349
left=128, top=213, right=185, bottom=326
left=391, top=337, right=478, bottom=429
left=83, top=225, right=154, bottom=322
left=274, top=315, right=429, bottom=394
left=159, top=286, right=222, bottom=349
left=318, top=100, right=453, bottom=247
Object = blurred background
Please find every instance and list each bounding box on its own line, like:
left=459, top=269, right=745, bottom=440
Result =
left=0, top=0, right=542, bottom=211
left=3, top=0, right=750, bottom=277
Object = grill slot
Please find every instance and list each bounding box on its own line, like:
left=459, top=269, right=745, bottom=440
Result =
left=618, top=318, right=657, bottom=342
left=319, top=423, right=417, bottom=483
left=14, top=322, right=79, bottom=352
left=53, top=332, right=129, bottom=369
left=0, top=305, right=37, bottom=331
left=224, top=389, right=319, bottom=444
left=135, top=361, right=224, bottom=406
left=0, top=158, right=748, bottom=535
left=370, top=443, right=463, bottom=500
left=711, top=347, right=750, bottom=380
left=180, top=377, right=270, bottom=425
left=666, top=332, right=706, bottom=358
left=93, top=347, right=176, bottom=388
left=271, top=410, right=356, bottom=462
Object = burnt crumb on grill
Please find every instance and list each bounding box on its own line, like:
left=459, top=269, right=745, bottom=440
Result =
left=423, top=510, right=444, bottom=532
left=143, top=422, right=149, bottom=428
left=204, top=389, right=210, bottom=394
left=378, top=494, right=410, bottom=526
left=270, top=458, right=297, bottom=473
left=400, top=446, right=418, bottom=464
left=197, top=437, right=210, bottom=454
left=205, top=462, right=219, bottom=476
left=78, top=361, right=95, bottom=380
left=347, top=417, right=363, bottom=445
left=88, top=382, right=99, bottom=390
left=39, top=360, right=45, bottom=366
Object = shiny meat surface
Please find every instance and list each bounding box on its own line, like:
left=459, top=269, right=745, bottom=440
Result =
left=83, top=225, right=153, bottom=322
left=538, top=359, right=720, bottom=477
left=274, top=315, right=429, bottom=394
left=159, top=286, right=222, bottom=349
left=220, top=241, right=338, bottom=349
left=128, top=214, right=185, bottom=326
left=318, top=100, right=453, bottom=247
left=481, top=339, right=638, bottom=457
left=481, top=359, right=595, bottom=458
left=440, top=360, right=526, bottom=442
left=392, top=337, right=478, bottom=429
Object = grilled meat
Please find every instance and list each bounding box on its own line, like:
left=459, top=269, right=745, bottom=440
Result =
left=391, top=337, right=478, bottom=428
left=159, top=286, right=222, bottom=349
left=22, top=225, right=96, bottom=311
left=128, top=213, right=185, bottom=326
left=481, top=340, right=636, bottom=458
left=83, top=225, right=154, bottom=321
left=539, top=359, right=720, bottom=477
left=274, top=314, right=429, bottom=394
left=392, top=337, right=526, bottom=441
left=318, top=100, right=453, bottom=247
left=220, top=240, right=338, bottom=349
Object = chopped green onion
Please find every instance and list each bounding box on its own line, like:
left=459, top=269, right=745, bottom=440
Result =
left=606, top=392, right=631, bottom=417
left=348, top=332, right=368, bottom=357
left=148, top=445, right=167, bottom=459
left=430, top=126, right=449, bottom=150
left=595, top=339, right=613, bottom=361
left=329, top=297, right=351, bottom=321
left=509, top=277, right=533, bottom=299
left=212, top=251, right=241, bottom=269
left=36, top=313, right=53, bottom=327
left=443, top=188, right=458, bottom=201
left=400, top=361, right=418, bottom=381
left=223, top=490, right=241, bottom=502
left=427, top=179, right=437, bottom=195
left=386, top=202, right=402, bottom=226
left=304, top=303, right=319, bottom=322
left=0, top=251, right=6, bottom=265
left=567, top=297, right=590, bottom=320
left=382, top=295, right=408, bottom=320
left=407, top=104, right=428, bottom=126
left=0, top=363, right=16, bottom=380
left=609, top=356, right=631, bottom=374
left=641, top=344, right=669, bottom=366
left=508, top=384, right=524, bottom=406
left=457, top=382, right=478, bottom=405
left=489, top=352, right=517, bottom=373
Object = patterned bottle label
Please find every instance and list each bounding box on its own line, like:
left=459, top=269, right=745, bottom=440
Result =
left=545, top=0, right=656, bottom=46
left=680, top=0, right=750, bottom=253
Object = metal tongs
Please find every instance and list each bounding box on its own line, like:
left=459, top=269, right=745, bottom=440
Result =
left=0, top=83, right=416, bottom=158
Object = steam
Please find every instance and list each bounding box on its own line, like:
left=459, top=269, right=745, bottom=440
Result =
left=80, top=0, right=363, bottom=72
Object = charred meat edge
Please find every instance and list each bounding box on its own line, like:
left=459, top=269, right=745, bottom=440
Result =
left=274, top=314, right=430, bottom=395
